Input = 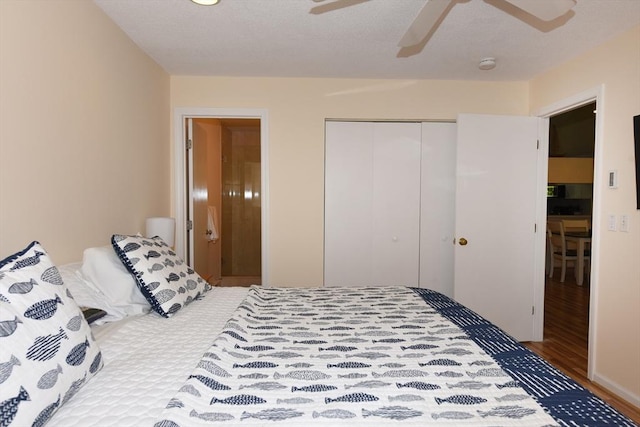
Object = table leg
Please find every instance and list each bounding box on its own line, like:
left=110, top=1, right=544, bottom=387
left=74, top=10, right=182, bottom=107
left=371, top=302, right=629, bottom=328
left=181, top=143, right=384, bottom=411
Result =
left=576, top=240, right=584, bottom=286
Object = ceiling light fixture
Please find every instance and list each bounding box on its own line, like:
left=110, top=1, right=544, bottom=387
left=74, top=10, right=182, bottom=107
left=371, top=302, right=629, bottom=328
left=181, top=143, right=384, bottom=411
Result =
left=478, top=57, right=496, bottom=71
left=191, top=0, right=219, bottom=5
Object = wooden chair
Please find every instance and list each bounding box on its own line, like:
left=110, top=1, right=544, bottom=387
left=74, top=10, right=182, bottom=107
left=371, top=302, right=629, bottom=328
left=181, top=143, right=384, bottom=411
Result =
left=547, top=220, right=578, bottom=282
left=561, top=218, right=591, bottom=279
left=562, top=218, right=590, bottom=233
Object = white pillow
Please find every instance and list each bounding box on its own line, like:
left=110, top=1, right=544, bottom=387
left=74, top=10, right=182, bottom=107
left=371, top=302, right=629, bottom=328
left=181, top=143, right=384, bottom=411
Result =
left=80, top=246, right=150, bottom=317
left=57, top=263, right=129, bottom=325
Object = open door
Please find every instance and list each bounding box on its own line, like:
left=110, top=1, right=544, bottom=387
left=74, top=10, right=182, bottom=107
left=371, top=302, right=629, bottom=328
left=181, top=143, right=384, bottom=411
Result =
left=186, top=118, right=213, bottom=279
left=454, top=113, right=542, bottom=341
left=191, top=119, right=210, bottom=281
left=189, top=118, right=222, bottom=284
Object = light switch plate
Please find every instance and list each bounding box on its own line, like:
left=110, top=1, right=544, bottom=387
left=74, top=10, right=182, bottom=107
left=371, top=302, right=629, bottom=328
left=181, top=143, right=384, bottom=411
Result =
left=620, top=215, right=629, bottom=232
left=608, top=214, right=617, bottom=231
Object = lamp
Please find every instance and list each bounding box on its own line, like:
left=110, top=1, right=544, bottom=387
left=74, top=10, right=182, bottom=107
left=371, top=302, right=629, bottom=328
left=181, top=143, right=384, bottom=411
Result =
left=145, top=217, right=175, bottom=247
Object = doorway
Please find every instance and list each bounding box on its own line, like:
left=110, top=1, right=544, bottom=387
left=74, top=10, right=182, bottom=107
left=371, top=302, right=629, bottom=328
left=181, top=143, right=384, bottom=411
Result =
left=173, top=108, right=270, bottom=288
left=542, top=102, right=595, bottom=372
left=189, top=118, right=262, bottom=287
left=533, top=86, right=603, bottom=381
left=219, top=119, right=261, bottom=286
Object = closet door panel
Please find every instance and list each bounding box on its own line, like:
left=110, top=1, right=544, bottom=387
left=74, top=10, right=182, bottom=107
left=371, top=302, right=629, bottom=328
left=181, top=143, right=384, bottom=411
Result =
left=371, top=123, right=421, bottom=286
left=324, top=122, right=374, bottom=286
left=324, top=121, right=420, bottom=287
left=419, top=122, right=456, bottom=295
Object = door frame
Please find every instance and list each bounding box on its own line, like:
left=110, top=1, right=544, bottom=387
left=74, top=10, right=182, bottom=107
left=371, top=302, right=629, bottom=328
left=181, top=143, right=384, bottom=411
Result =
left=533, top=85, right=604, bottom=380
left=173, top=107, right=270, bottom=287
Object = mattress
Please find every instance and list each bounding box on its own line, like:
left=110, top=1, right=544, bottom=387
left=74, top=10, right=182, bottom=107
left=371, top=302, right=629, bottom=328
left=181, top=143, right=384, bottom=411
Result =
left=48, top=287, right=250, bottom=427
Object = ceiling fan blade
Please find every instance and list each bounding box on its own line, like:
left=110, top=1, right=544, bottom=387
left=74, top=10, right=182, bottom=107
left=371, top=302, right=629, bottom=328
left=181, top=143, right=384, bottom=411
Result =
left=398, top=0, right=454, bottom=47
left=310, top=0, right=370, bottom=15
left=504, top=0, right=576, bottom=21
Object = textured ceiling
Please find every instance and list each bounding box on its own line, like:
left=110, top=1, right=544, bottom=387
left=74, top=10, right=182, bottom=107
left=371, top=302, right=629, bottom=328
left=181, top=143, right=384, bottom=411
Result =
left=93, top=0, right=640, bottom=81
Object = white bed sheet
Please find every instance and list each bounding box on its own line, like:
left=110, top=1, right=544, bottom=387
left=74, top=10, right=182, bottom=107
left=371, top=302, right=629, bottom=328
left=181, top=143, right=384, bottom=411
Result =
left=48, top=287, right=249, bottom=427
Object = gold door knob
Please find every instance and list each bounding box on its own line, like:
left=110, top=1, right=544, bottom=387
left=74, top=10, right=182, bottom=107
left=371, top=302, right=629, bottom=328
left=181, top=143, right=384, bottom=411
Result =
left=458, top=237, right=468, bottom=246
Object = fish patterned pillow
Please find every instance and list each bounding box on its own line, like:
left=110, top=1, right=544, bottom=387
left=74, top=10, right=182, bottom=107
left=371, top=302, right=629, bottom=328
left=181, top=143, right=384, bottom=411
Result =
left=111, top=234, right=211, bottom=318
left=0, top=241, right=103, bottom=427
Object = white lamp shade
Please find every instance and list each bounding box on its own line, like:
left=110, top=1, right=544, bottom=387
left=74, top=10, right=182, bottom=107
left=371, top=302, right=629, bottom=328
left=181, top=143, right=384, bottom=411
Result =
left=145, top=217, right=175, bottom=247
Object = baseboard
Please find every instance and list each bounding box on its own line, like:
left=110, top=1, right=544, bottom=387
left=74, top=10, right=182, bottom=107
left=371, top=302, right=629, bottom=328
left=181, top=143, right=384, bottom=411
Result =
left=593, top=372, right=640, bottom=408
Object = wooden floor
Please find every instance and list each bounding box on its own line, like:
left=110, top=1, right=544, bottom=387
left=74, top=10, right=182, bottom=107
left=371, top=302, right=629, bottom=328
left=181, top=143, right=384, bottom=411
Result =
left=523, top=270, right=640, bottom=424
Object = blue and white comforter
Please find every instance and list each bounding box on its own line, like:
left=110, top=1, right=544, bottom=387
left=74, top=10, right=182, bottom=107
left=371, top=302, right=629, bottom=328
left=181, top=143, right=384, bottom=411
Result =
left=154, top=286, right=634, bottom=426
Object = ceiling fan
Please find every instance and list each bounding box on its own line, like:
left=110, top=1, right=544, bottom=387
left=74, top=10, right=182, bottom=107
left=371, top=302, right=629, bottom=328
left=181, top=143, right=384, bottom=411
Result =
left=312, top=0, right=577, bottom=48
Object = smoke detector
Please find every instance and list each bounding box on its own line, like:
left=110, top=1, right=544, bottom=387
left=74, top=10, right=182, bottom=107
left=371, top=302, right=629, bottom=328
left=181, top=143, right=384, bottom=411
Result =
left=478, top=57, right=496, bottom=71
left=191, top=0, right=219, bottom=5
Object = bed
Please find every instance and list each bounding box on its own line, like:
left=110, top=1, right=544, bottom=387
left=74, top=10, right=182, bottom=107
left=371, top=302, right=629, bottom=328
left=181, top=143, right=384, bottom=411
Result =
left=1, top=238, right=636, bottom=427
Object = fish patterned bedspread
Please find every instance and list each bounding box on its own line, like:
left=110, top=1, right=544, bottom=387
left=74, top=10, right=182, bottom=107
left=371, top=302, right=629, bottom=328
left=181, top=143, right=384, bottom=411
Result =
left=155, top=286, right=634, bottom=426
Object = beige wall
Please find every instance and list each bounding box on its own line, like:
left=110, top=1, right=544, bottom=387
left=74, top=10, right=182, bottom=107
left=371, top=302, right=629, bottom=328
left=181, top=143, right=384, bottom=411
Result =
left=0, top=1, right=170, bottom=264
left=171, top=77, right=529, bottom=286
left=531, top=25, right=640, bottom=405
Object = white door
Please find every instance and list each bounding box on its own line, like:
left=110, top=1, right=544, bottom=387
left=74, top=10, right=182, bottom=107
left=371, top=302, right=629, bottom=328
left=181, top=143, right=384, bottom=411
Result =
left=324, top=121, right=421, bottom=287
left=454, top=114, right=540, bottom=341
left=419, top=122, right=456, bottom=296
left=185, top=118, right=214, bottom=277
left=191, top=120, right=211, bottom=280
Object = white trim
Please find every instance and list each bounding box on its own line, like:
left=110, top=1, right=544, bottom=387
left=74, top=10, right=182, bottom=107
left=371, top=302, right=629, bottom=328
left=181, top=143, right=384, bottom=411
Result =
left=173, top=107, right=270, bottom=287
left=186, top=118, right=194, bottom=267
left=592, top=372, right=640, bottom=408
left=533, top=116, right=550, bottom=342
left=534, top=85, right=604, bottom=381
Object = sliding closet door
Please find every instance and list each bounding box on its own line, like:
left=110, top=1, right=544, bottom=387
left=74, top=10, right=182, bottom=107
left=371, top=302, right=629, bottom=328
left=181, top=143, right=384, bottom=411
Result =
left=324, top=121, right=421, bottom=287
left=419, top=122, right=456, bottom=296
left=325, top=122, right=373, bottom=286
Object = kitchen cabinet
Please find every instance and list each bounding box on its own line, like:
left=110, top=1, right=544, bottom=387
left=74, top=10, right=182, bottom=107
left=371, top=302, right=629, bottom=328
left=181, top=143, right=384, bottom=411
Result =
left=548, top=157, right=594, bottom=183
